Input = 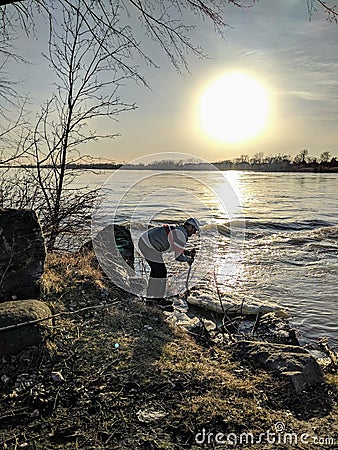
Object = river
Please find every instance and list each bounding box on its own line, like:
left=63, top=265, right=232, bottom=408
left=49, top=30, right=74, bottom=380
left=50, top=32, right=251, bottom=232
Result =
left=7, top=167, right=336, bottom=348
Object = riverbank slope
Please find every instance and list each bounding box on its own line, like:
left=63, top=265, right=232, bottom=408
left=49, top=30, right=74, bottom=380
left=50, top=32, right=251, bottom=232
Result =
left=1, top=252, right=337, bottom=449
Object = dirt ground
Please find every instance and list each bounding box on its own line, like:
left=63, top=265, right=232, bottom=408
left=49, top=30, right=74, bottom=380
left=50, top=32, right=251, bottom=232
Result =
left=0, top=252, right=337, bottom=449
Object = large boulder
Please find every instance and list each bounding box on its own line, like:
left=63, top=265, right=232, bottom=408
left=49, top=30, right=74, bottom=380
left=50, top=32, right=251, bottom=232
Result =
left=82, top=223, right=134, bottom=268
left=84, top=223, right=147, bottom=294
left=0, top=299, right=52, bottom=356
left=236, top=340, right=323, bottom=392
left=0, top=209, right=46, bottom=301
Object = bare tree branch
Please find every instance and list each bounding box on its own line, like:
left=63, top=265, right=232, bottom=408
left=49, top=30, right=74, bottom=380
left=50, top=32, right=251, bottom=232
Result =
left=308, top=0, right=338, bottom=21
left=8, top=0, right=136, bottom=250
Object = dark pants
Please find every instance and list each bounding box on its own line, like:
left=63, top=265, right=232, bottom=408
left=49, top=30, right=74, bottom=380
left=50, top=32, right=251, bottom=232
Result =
left=138, top=238, right=167, bottom=299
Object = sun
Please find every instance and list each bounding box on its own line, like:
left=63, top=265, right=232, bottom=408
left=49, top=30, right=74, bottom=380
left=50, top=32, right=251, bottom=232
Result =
left=199, top=72, right=269, bottom=142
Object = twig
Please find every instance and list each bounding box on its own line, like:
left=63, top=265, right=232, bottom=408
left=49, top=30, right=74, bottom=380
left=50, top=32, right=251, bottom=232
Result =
left=240, top=297, right=245, bottom=317
left=222, top=315, right=243, bottom=328
left=212, top=268, right=243, bottom=335
left=98, top=353, right=120, bottom=376
left=212, top=267, right=238, bottom=335
left=0, top=234, right=15, bottom=287
left=52, top=387, right=62, bottom=411
left=213, top=266, right=225, bottom=314
left=197, top=316, right=212, bottom=347
left=0, top=408, right=29, bottom=423
left=251, top=312, right=261, bottom=335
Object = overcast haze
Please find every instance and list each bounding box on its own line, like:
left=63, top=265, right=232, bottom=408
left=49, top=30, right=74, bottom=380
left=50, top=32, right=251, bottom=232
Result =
left=7, top=0, right=338, bottom=163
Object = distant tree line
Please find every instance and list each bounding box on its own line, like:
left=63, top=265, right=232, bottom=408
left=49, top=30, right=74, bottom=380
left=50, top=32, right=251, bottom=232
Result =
left=72, top=150, right=338, bottom=172
left=3, top=150, right=337, bottom=172
left=214, top=149, right=338, bottom=172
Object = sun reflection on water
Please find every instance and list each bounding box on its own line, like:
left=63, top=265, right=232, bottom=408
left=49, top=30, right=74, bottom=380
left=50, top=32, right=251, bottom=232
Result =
left=211, top=171, right=245, bottom=223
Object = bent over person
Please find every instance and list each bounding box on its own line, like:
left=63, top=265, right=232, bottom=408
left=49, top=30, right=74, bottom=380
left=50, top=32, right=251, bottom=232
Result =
left=138, top=218, right=200, bottom=309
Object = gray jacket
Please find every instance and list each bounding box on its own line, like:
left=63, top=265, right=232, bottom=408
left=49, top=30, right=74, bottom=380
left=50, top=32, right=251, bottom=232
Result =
left=140, top=225, right=191, bottom=262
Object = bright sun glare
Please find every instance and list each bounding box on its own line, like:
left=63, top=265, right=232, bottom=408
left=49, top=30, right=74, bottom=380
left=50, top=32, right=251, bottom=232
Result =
left=199, top=72, right=269, bottom=142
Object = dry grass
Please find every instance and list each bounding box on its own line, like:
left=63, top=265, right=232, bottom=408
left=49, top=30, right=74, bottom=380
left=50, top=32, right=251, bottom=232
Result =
left=0, top=252, right=337, bottom=449
left=42, top=252, right=105, bottom=295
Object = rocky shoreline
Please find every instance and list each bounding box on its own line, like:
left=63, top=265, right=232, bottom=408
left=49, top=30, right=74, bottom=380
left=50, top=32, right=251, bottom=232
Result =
left=1, top=209, right=337, bottom=449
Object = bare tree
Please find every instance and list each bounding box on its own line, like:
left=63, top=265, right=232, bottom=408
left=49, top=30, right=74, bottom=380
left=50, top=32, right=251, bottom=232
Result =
left=293, top=148, right=309, bottom=165
left=250, top=152, right=264, bottom=165
left=1, top=0, right=337, bottom=40
left=0, top=0, right=246, bottom=193
left=0, top=18, right=30, bottom=163
left=0, top=0, right=242, bottom=76
left=308, top=0, right=338, bottom=22
left=319, top=151, right=331, bottom=163
left=1, top=0, right=337, bottom=163
left=0, top=0, right=248, bottom=248
left=0, top=28, right=22, bottom=114
left=0, top=97, right=32, bottom=165
left=1, top=0, right=337, bottom=245
left=1, top=1, right=137, bottom=250
left=1, top=0, right=337, bottom=102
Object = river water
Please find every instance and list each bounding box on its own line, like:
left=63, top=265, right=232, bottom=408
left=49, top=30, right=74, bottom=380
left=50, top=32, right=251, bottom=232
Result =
left=83, top=169, right=338, bottom=348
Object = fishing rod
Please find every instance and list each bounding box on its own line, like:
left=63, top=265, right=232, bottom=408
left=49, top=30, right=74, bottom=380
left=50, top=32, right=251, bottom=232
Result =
left=185, top=247, right=196, bottom=293
left=185, top=264, right=192, bottom=292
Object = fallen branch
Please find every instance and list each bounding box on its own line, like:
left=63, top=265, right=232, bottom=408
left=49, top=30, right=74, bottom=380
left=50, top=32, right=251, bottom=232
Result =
left=0, top=300, right=119, bottom=333
left=212, top=267, right=232, bottom=333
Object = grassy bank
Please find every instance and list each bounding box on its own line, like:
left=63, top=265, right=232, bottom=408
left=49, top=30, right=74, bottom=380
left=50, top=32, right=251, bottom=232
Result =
left=1, top=252, right=337, bottom=449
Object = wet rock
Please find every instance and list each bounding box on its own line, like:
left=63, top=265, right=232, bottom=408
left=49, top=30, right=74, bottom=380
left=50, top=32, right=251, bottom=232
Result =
left=165, top=309, right=200, bottom=331
left=238, top=319, right=256, bottom=335
left=165, top=304, right=217, bottom=346
left=236, top=341, right=323, bottom=392
left=0, top=209, right=46, bottom=301
left=0, top=299, right=52, bottom=356
left=254, top=312, right=299, bottom=345
left=186, top=289, right=287, bottom=317
left=188, top=319, right=217, bottom=347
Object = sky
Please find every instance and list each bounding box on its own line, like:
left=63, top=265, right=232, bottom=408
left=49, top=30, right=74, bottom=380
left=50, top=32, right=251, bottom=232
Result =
left=5, top=0, right=338, bottom=163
